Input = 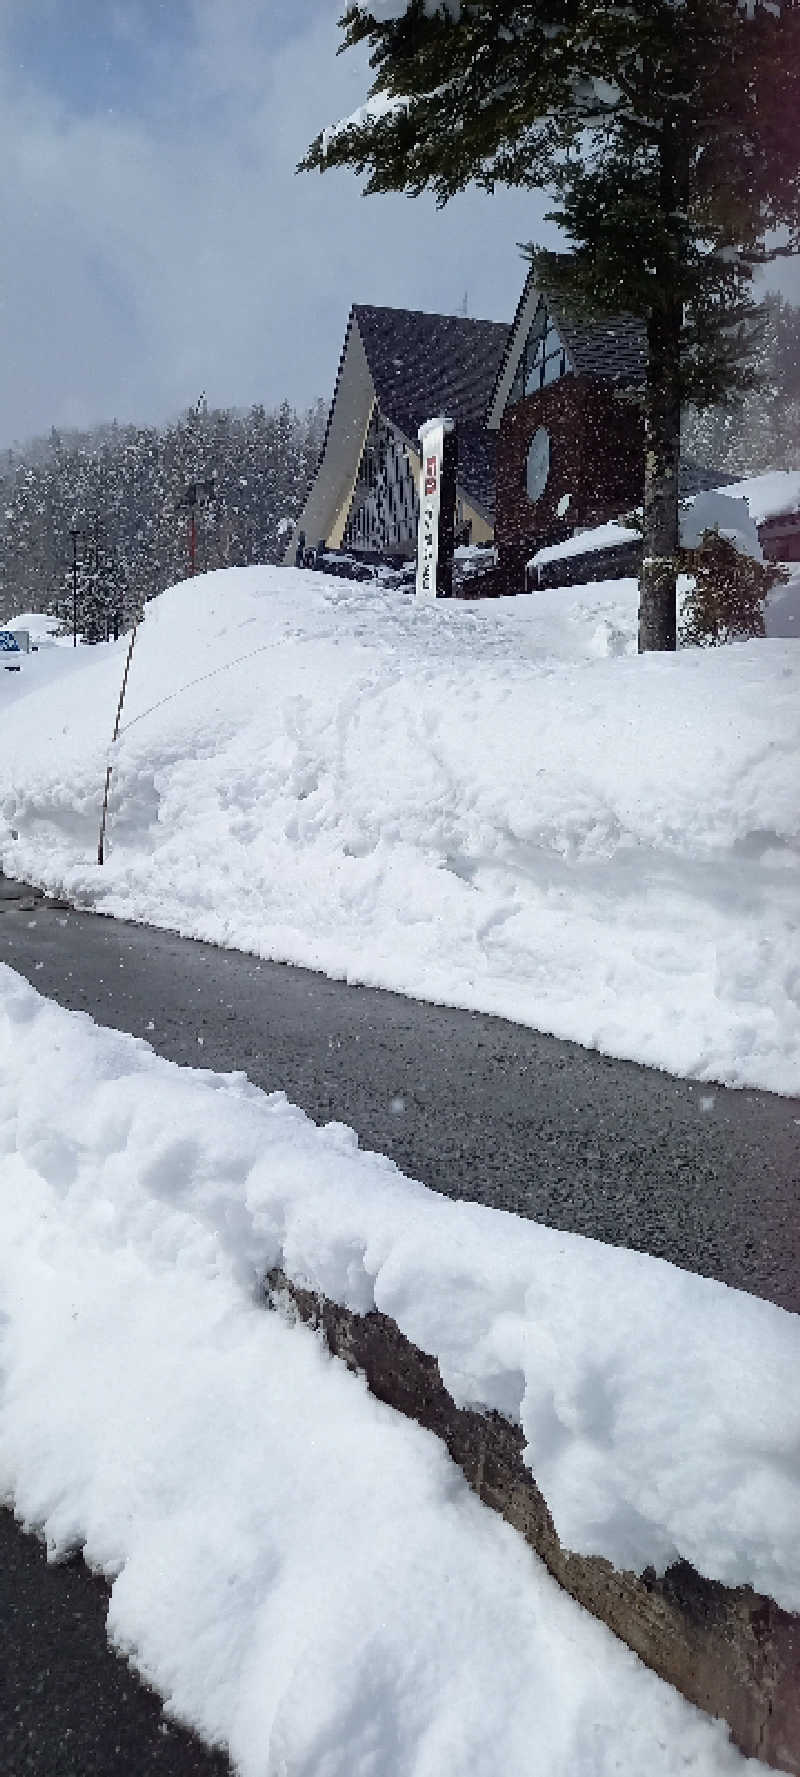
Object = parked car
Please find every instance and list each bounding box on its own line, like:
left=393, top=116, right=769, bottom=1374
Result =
left=0, top=630, right=22, bottom=670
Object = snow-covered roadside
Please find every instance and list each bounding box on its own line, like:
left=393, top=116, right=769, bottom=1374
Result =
left=2, top=966, right=798, bottom=1624
left=1, top=564, right=799, bottom=1095
left=0, top=969, right=784, bottom=1776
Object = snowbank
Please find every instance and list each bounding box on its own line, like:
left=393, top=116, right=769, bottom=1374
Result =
left=2, top=965, right=799, bottom=1613
left=1, top=565, right=799, bottom=1094
left=0, top=967, right=786, bottom=1773
left=7, top=611, right=61, bottom=642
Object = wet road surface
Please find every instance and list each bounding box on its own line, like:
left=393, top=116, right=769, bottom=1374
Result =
left=1, top=874, right=798, bottom=1771
left=2, top=875, right=798, bottom=1313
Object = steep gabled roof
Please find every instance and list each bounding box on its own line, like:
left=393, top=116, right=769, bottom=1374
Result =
left=353, top=304, right=510, bottom=439
left=287, top=304, right=509, bottom=557
left=487, top=265, right=646, bottom=429
left=349, top=305, right=510, bottom=521
left=350, top=305, right=509, bottom=522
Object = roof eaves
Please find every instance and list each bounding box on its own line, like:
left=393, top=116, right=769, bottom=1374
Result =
left=486, top=266, right=539, bottom=430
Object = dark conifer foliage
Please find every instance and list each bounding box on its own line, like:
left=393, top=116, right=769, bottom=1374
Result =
left=0, top=400, right=325, bottom=627
left=304, top=0, right=800, bottom=651
left=680, top=533, right=788, bottom=645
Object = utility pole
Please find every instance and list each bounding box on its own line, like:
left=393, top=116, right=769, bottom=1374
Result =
left=177, top=476, right=215, bottom=579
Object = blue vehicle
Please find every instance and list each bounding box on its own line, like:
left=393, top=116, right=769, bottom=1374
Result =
left=0, top=630, right=22, bottom=670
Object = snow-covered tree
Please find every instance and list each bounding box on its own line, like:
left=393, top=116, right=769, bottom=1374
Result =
left=0, top=402, right=325, bottom=626
left=680, top=532, right=788, bottom=645
left=303, top=0, right=800, bottom=651
left=682, top=292, right=800, bottom=475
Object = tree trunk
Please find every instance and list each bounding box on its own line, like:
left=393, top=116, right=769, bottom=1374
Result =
left=639, top=297, right=682, bottom=653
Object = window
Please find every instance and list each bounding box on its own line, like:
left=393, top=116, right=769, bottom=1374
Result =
left=507, top=299, right=569, bottom=407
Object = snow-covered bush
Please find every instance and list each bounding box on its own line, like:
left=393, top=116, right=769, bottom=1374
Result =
left=680, top=532, right=788, bottom=646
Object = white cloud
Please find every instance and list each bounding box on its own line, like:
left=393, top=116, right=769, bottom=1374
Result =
left=0, top=3, right=554, bottom=446
left=6, top=2, right=793, bottom=450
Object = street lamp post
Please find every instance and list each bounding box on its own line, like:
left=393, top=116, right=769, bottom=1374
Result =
left=70, top=527, right=80, bottom=647
left=177, top=477, right=216, bottom=579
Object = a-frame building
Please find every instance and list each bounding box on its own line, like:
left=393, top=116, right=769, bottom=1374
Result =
left=286, top=304, right=509, bottom=564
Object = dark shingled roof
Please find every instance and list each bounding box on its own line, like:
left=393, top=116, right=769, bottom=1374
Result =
left=353, top=304, right=509, bottom=516
left=554, top=302, right=647, bottom=385
left=488, top=265, right=648, bottom=420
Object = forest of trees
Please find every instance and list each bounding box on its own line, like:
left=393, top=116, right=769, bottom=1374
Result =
left=0, top=397, right=325, bottom=628
left=682, top=293, right=800, bottom=480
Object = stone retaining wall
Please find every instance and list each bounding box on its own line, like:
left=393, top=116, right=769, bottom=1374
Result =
left=265, top=1268, right=800, bottom=1774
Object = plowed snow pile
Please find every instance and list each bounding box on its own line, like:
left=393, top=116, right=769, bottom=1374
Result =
left=0, top=967, right=791, bottom=1775
left=1, top=565, right=798, bottom=1092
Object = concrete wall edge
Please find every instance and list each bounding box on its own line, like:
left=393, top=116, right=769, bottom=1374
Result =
left=264, top=1267, right=800, bottom=1775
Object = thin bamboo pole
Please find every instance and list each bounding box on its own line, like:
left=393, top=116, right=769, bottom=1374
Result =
left=97, top=622, right=140, bottom=866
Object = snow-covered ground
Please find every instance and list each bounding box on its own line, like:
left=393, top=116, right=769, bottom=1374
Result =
left=0, top=966, right=789, bottom=1776
left=2, top=561, right=799, bottom=1094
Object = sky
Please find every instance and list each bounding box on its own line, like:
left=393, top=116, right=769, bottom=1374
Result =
left=0, top=0, right=557, bottom=447
left=2, top=1, right=798, bottom=452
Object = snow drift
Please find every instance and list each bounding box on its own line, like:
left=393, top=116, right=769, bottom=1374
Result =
left=1, top=563, right=798, bottom=1093
left=2, top=966, right=799, bottom=1610
left=0, top=967, right=787, bottom=1775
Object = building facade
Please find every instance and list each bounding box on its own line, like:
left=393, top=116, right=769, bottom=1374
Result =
left=286, top=304, right=508, bottom=568
left=486, top=271, right=648, bottom=593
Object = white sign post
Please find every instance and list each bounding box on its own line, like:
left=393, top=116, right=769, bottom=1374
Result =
left=416, top=417, right=454, bottom=600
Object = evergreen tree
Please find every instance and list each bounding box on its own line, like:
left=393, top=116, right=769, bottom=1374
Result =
left=303, top=0, right=800, bottom=651
left=0, top=400, right=325, bottom=625
left=682, top=292, right=800, bottom=475
left=78, top=527, right=108, bottom=645
left=679, top=532, right=788, bottom=646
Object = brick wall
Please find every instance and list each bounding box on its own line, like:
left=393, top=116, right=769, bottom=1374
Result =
left=495, top=376, right=644, bottom=593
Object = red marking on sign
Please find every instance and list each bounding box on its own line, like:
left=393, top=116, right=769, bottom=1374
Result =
left=424, top=456, right=438, bottom=496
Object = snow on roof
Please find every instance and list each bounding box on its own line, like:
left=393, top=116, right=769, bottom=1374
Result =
left=680, top=490, right=762, bottom=562
left=531, top=522, right=640, bottom=568
left=716, top=469, right=800, bottom=525
left=8, top=611, right=60, bottom=637
left=530, top=468, right=800, bottom=569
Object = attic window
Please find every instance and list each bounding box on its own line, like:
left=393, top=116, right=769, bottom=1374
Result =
left=508, top=298, right=569, bottom=407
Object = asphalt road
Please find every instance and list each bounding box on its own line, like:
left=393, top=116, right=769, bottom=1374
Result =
left=2, top=874, right=798, bottom=1312
left=1, top=873, right=798, bottom=1771
left=0, top=1509, right=232, bottom=1777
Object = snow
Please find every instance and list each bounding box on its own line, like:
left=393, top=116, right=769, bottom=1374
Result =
left=764, top=567, right=800, bottom=636
left=321, top=89, right=408, bottom=157
left=530, top=470, right=800, bottom=575
left=1, top=564, right=799, bottom=1096
left=353, top=0, right=460, bottom=17
left=0, top=966, right=788, bottom=1774
left=679, top=490, right=763, bottom=562
left=530, top=520, right=640, bottom=568
left=7, top=610, right=61, bottom=643
left=719, top=468, right=800, bottom=524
